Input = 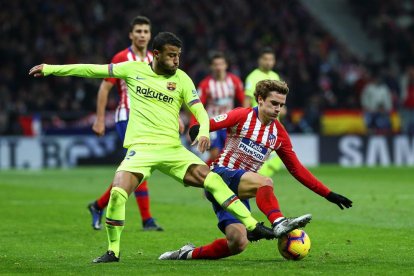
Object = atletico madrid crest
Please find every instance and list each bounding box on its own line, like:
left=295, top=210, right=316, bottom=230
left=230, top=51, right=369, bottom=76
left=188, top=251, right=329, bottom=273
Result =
left=167, top=82, right=176, bottom=91
left=268, top=134, right=276, bottom=146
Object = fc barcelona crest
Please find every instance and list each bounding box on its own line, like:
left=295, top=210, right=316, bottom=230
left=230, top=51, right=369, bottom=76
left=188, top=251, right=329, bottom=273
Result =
left=167, top=82, right=176, bottom=91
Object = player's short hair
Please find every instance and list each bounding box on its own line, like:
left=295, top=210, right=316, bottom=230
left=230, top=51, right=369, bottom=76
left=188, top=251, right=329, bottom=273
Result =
left=152, top=32, right=182, bottom=51
left=208, top=51, right=227, bottom=64
left=259, top=47, right=275, bottom=57
left=130, top=16, right=151, bottom=31
left=254, top=79, right=289, bottom=102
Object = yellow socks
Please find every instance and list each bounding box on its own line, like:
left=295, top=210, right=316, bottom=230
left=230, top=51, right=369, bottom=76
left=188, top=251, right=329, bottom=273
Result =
left=105, top=187, right=128, bottom=257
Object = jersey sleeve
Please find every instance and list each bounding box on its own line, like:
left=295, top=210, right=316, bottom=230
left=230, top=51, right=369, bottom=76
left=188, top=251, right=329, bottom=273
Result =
left=109, top=61, right=135, bottom=79
left=104, top=54, right=124, bottom=84
left=274, top=71, right=281, bottom=81
left=232, top=75, right=245, bottom=107
left=209, top=107, right=246, bottom=132
left=244, top=73, right=255, bottom=99
left=189, top=80, right=209, bottom=127
left=182, top=74, right=210, bottom=138
left=43, top=62, right=132, bottom=79
left=275, top=121, right=331, bottom=197
left=43, top=64, right=111, bottom=78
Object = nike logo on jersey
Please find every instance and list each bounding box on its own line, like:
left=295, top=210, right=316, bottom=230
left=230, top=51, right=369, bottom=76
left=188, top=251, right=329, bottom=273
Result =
left=136, top=76, right=145, bottom=80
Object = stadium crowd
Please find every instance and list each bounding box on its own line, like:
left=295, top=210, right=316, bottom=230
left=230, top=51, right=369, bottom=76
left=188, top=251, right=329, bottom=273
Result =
left=1, top=0, right=413, bottom=135
left=348, top=0, right=414, bottom=69
left=349, top=0, right=414, bottom=134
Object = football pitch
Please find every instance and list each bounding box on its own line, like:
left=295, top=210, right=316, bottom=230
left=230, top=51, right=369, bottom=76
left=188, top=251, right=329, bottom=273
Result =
left=0, top=166, right=413, bottom=275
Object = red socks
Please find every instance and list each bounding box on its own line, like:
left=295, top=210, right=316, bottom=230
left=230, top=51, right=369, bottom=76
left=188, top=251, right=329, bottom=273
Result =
left=192, top=238, right=232, bottom=259
left=189, top=186, right=282, bottom=260
left=96, top=184, right=112, bottom=209
left=255, top=185, right=283, bottom=224
left=134, top=181, right=151, bottom=221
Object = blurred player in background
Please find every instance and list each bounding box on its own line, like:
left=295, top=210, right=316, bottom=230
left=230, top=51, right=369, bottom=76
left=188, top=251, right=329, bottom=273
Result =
left=244, top=47, right=283, bottom=178
left=29, top=32, right=275, bottom=263
left=244, top=47, right=281, bottom=107
left=88, top=16, right=163, bottom=231
left=191, top=51, right=245, bottom=165
left=159, top=79, right=352, bottom=260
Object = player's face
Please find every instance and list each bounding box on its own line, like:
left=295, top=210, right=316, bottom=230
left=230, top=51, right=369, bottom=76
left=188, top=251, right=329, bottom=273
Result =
left=258, top=91, right=286, bottom=123
left=258, top=53, right=275, bottom=72
left=154, top=45, right=181, bottom=75
left=129, top=24, right=151, bottom=50
left=210, top=58, right=227, bottom=78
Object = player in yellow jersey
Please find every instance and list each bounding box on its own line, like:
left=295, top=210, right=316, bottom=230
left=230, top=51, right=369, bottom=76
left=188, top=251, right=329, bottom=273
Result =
left=29, top=32, right=275, bottom=263
left=244, top=47, right=283, bottom=177
left=244, top=47, right=281, bottom=107
left=88, top=15, right=164, bottom=232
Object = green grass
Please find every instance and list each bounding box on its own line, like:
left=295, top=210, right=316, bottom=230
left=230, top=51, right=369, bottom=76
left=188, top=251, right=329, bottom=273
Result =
left=0, top=166, right=413, bottom=275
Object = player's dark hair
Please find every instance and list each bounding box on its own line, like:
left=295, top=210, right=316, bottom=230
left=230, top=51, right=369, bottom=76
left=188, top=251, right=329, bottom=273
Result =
left=208, top=51, right=227, bottom=64
left=254, top=79, right=289, bottom=102
left=152, top=32, right=182, bottom=51
left=130, top=16, right=151, bottom=31
left=259, top=47, right=274, bottom=57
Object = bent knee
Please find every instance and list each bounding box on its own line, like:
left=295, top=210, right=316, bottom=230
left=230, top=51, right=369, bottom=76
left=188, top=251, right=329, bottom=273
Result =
left=110, top=188, right=128, bottom=205
left=184, top=164, right=211, bottom=186
left=229, top=237, right=249, bottom=255
left=263, top=177, right=273, bottom=188
left=188, top=164, right=210, bottom=177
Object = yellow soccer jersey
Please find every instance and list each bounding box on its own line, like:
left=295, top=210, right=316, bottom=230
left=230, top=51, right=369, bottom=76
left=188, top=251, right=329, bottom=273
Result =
left=43, top=62, right=209, bottom=148
left=245, top=69, right=280, bottom=107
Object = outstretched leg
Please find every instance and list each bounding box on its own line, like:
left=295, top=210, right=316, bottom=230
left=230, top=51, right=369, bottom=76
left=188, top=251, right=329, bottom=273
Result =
left=239, top=172, right=312, bottom=238
left=159, top=224, right=247, bottom=260
left=239, top=172, right=284, bottom=224
left=93, top=171, right=141, bottom=263
left=184, top=165, right=258, bottom=231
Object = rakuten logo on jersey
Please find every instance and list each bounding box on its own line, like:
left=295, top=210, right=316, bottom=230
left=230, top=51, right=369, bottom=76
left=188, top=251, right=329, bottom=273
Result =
left=238, top=138, right=268, bottom=161
left=136, top=86, right=173, bottom=104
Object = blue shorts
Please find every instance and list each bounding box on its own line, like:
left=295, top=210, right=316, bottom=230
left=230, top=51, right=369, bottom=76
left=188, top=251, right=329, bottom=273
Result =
left=115, top=120, right=128, bottom=142
left=210, top=129, right=227, bottom=151
left=205, top=166, right=249, bottom=233
left=116, top=120, right=128, bottom=154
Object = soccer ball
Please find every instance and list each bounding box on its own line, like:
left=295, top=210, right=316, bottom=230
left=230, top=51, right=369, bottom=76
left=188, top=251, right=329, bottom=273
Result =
left=277, top=229, right=311, bottom=260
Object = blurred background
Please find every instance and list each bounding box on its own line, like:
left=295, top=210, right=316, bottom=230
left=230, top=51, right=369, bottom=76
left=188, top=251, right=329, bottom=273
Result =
left=1, top=0, right=413, bottom=169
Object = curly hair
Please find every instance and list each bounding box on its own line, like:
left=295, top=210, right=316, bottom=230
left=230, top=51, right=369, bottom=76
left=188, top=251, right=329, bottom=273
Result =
left=254, top=79, right=289, bottom=102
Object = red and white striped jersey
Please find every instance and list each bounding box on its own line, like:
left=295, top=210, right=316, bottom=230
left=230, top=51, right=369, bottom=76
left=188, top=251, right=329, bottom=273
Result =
left=209, top=107, right=331, bottom=197
left=194, top=73, right=244, bottom=119
left=104, top=46, right=153, bottom=122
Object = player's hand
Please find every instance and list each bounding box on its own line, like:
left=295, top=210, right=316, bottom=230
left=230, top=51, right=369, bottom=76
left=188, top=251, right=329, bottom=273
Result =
left=189, top=125, right=200, bottom=142
left=92, top=118, right=105, bottom=136
left=326, top=192, right=353, bottom=210
left=28, top=64, right=45, bottom=77
left=192, top=135, right=210, bottom=153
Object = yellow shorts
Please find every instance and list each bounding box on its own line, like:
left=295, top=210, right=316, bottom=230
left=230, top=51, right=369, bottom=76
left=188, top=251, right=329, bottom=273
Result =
left=116, top=144, right=205, bottom=184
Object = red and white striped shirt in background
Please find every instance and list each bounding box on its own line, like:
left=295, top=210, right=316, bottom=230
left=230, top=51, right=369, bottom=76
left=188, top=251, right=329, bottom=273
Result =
left=104, top=46, right=153, bottom=122
left=190, top=73, right=244, bottom=126
left=209, top=107, right=331, bottom=197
